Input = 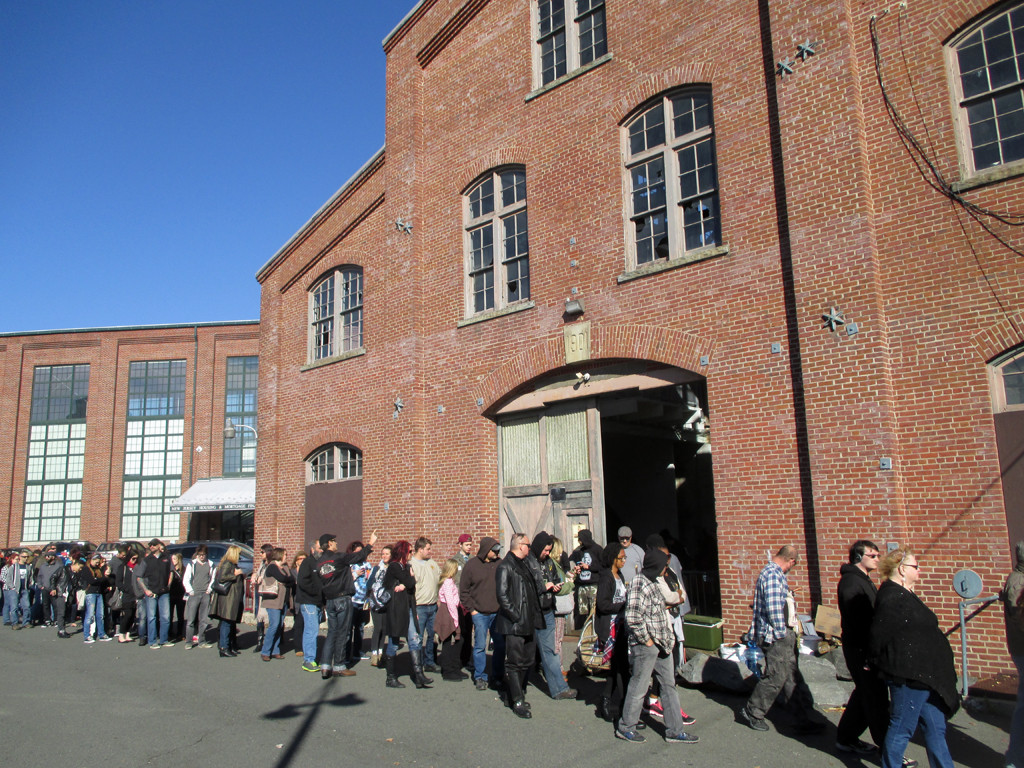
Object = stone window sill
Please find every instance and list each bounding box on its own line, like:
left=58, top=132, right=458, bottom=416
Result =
left=617, top=244, right=729, bottom=284
left=458, top=301, right=536, bottom=328
left=525, top=54, right=613, bottom=103
left=301, top=347, right=366, bottom=372
left=951, top=162, right=1024, bottom=193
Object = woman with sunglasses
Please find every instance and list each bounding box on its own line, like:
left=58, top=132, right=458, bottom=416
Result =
left=869, top=547, right=959, bottom=768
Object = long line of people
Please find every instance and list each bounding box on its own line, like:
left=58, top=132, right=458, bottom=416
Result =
left=3, top=530, right=1005, bottom=764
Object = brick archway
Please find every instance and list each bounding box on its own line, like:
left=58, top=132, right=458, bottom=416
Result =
left=479, top=323, right=716, bottom=410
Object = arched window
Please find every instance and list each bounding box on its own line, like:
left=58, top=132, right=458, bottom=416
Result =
left=624, top=88, right=720, bottom=268
left=950, top=3, right=1024, bottom=175
left=306, top=444, right=362, bottom=483
left=464, top=167, right=530, bottom=315
left=309, top=266, right=363, bottom=362
left=992, top=347, right=1024, bottom=411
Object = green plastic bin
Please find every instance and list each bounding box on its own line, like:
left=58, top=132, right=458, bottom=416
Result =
left=683, top=614, right=724, bottom=651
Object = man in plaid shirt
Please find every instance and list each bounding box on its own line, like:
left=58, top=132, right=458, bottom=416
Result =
left=741, top=545, right=822, bottom=734
left=615, top=549, right=699, bottom=745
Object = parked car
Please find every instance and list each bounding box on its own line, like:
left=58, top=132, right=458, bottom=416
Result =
left=43, top=540, right=97, bottom=561
left=163, top=540, right=255, bottom=576
left=94, top=540, right=147, bottom=562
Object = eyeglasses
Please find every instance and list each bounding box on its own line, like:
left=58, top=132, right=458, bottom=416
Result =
left=863, top=553, right=879, bottom=559
left=902, top=563, right=920, bottom=570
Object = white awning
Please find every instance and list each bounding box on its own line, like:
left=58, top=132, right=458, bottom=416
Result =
left=169, top=477, right=255, bottom=513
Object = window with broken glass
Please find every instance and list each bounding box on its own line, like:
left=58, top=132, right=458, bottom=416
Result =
left=464, top=168, right=530, bottom=315
left=625, top=89, right=720, bottom=268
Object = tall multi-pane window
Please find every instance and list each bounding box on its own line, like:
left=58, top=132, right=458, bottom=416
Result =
left=121, top=360, right=186, bottom=539
left=309, top=267, right=363, bottom=362
left=624, top=88, right=720, bottom=268
left=951, top=3, right=1024, bottom=174
left=224, top=356, right=258, bottom=475
left=23, top=364, right=90, bottom=542
left=464, top=168, right=530, bottom=315
left=535, top=0, right=607, bottom=87
left=307, top=444, right=362, bottom=483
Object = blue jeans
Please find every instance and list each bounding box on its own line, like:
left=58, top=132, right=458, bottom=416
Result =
left=321, top=596, right=354, bottom=671
left=145, top=592, right=170, bottom=645
left=219, top=619, right=236, bottom=649
left=261, top=608, right=284, bottom=656
left=416, top=603, right=437, bottom=664
left=471, top=612, right=505, bottom=682
left=135, top=596, right=147, bottom=641
left=619, top=643, right=686, bottom=735
left=536, top=609, right=568, bottom=697
left=83, top=593, right=107, bottom=639
left=3, top=588, right=30, bottom=626
left=883, top=683, right=953, bottom=768
left=1010, top=655, right=1024, bottom=768
left=300, top=603, right=321, bottom=665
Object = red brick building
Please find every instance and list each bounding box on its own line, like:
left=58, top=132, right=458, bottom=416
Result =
left=250, top=0, right=1022, bottom=679
left=0, top=322, right=260, bottom=548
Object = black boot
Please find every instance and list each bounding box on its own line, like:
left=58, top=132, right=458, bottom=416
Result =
left=253, top=623, right=265, bottom=653
left=410, top=649, right=433, bottom=688
left=385, top=655, right=405, bottom=688
left=505, top=673, right=531, bottom=718
left=598, top=696, right=614, bottom=722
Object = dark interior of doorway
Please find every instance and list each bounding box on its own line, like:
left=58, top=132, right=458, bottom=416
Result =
left=600, top=382, right=720, bottom=616
left=188, top=510, right=254, bottom=546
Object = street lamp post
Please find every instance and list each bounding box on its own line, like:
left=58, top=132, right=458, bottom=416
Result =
left=223, top=418, right=258, bottom=442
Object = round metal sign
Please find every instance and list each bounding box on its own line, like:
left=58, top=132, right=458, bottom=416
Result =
left=953, top=569, right=982, bottom=599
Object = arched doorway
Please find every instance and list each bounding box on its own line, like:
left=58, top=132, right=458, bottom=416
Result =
left=493, top=360, right=719, bottom=616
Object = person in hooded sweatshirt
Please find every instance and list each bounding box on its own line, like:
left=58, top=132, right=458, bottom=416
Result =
left=835, top=540, right=893, bottom=758
left=615, top=549, right=699, bottom=745
left=569, top=529, right=605, bottom=621
left=1002, top=540, right=1024, bottom=768
left=459, top=536, right=505, bottom=691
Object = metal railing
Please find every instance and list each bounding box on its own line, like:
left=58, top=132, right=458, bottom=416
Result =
left=679, top=569, right=721, bottom=617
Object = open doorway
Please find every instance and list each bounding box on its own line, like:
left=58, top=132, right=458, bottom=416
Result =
left=600, top=381, right=719, bottom=616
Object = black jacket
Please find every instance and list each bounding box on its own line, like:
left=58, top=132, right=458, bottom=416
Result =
left=295, top=554, right=323, bottom=606
left=837, top=563, right=877, bottom=658
left=317, top=546, right=372, bottom=600
left=569, top=530, right=604, bottom=585
left=595, top=568, right=627, bottom=645
left=383, top=561, right=416, bottom=638
left=142, top=552, right=171, bottom=595
left=495, top=552, right=545, bottom=637
left=869, top=580, right=960, bottom=715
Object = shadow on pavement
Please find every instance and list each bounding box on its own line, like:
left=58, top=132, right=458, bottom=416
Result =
left=262, top=683, right=366, bottom=768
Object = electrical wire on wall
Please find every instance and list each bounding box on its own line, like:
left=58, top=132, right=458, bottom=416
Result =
left=870, top=5, right=1024, bottom=338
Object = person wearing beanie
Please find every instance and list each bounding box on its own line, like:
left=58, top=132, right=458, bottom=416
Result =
left=459, top=536, right=504, bottom=691
left=528, top=531, right=576, bottom=700
left=615, top=549, right=699, bottom=745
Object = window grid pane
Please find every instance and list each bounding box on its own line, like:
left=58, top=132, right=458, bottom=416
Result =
left=538, top=0, right=568, bottom=85
left=576, top=2, right=606, bottom=66
left=339, top=269, right=364, bottom=353
left=312, top=277, right=335, bottom=359
left=123, top=361, right=186, bottom=540
left=224, top=356, right=259, bottom=476
left=24, top=364, right=89, bottom=541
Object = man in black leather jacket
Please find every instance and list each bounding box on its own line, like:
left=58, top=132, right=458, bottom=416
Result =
left=496, top=533, right=555, bottom=718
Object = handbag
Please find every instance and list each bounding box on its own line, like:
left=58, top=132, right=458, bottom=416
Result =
left=259, top=575, right=280, bottom=598
left=211, top=572, right=231, bottom=596
left=76, top=589, right=86, bottom=610
left=554, top=591, right=575, bottom=616
left=107, top=588, right=123, bottom=611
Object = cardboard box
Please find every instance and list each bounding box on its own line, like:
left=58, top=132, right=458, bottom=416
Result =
left=814, top=605, right=842, bottom=639
left=683, top=614, right=724, bottom=651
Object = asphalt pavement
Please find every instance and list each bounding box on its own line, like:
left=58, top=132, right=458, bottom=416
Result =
left=0, top=622, right=1011, bottom=768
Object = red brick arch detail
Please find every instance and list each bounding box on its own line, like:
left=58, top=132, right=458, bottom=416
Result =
left=924, top=0, right=1002, bottom=44
left=302, top=260, right=364, bottom=293
left=479, top=324, right=716, bottom=410
left=614, top=66, right=718, bottom=124
left=972, top=312, right=1024, bottom=363
left=299, top=427, right=367, bottom=461
left=457, top=145, right=531, bottom=193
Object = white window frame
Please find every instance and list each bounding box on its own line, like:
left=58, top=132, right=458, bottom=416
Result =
left=532, top=0, right=608, bottom=89
left=306, top=444, right=362, bottom=484
left=622, top=87, right=721, bottom=271
left=991, top=347, right=1024, bottom=412
left=307, top=267, right=364, bottom=363
left=463, top=167, right=530, bottom=317
left=947, top=2, right=1024, bottom=180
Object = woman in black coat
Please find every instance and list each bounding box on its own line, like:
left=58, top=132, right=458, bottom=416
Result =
left=869, top=547, right=959, bottom=768
left=595, top=542, right=629, bottom=721
left=209, top=545, right=246, bottom=658
left=382, top=540, right=428, bottom=689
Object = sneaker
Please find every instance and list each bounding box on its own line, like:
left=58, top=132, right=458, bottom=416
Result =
left=333, top=668, right=357, bottom=677
left=150, top=643, right=162, bottom=650
left=615, top=729, right=647, bottom=744
left=83, top=637, right=95, bottom=644
left=98, top=636, right=113, bottom=642
left=163, top=641, right=176, bottom=648
left=681, top=712, right=696, bottom=726
left=301, top=661, right=320, bottom=673
left=740, top=707, right=769, bottom=732
left=664, top=731, right=699, bottom=744
left=192, top=635, right=199, bottom=644
left=475, top=678, right=488, bottom=691
left=57, top=631, right=70, bottom=638
left=646, top=699, right=697, bottom=725
left=902, top=759, right=918, bottom=768
left=185, top=642, right=195, bottom=650
left=201, top=642, right=216, bottom=649
left=837, top=740, right=877, bottom=755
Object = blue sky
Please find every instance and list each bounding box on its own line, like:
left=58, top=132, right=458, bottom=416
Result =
left=0, top=1, right=415, bottom=334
